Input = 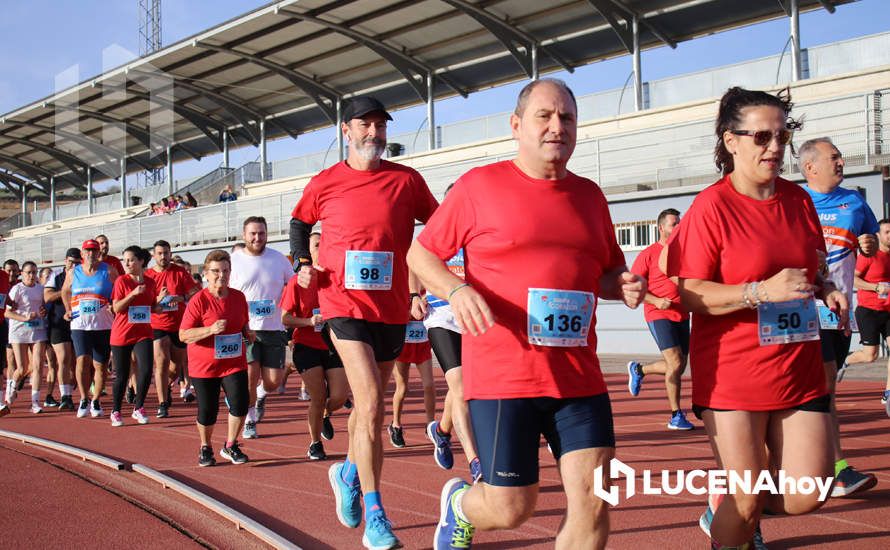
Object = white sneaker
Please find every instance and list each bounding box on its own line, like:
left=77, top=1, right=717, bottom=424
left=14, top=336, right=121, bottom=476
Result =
left=179, top=386, right=188, bottom=399
left=299, top=388, right=310, bottom=401
left=131, top=407, right=149, bottom=425
left=30, top=403, right=43, bottom=414
left=90, top=402, right=104, bottom=418
left=76, top=400, right=90, bottom=418
left=110, top=411, right=124, bottom=427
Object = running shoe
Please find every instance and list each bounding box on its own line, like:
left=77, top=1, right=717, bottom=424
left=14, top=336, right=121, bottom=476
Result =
left=110, top=411, right=124, bottom=427
left=43, top=394, right=60, bottom=408
left=344, top=398, right=353, bottom=409
left=698, top=492, right=722, bottom=538
left=299, top=387, right=310, bottom=401
left=321, top=415, right=335, bottom=441
left=30, top=403, right=43, bottom=414
left=627, top=361, right=643, bottom=396
left=242, top=420, right=258, bottom=439
left=125, top=386, right=136, bottom=404
left=157, top=402, right=169, bottom=419
left=76, top=399, right=90, bottom=418
left=16, top=377, right=25, bottom=391
left=388, top=424, right=406, bottom=448
left=308, top=441, right=327, bottom=460
left=199, top=445, right=216, bottom=467
left=5, top=383, right=17, bottom=405
left=668, top=410, right=694, bottom=430
left=469, top=458, right=483, bottom=484
left=883, top=390, right=890, bottom=418
left=277, top=381, right=286, bottom=395
left=131, top=408, right=149, bottom=425
left=0, top=404, right=9, bottom=418
left=835, top=363, right=849, bottom=383
left=90, top=400, right=104, bottom=418
left=255, top=397, right=266, bottom=422
left=328, top=462, right=362, bottom=528
left=832, top=466, right=878, bottom=497
left=434, top=478, right=474, bottom=550
left=426, top=420, right=454, bottom=470
left=183, top=386, right=195, bottom=403
left=219, top=442, right=249, bottom=464
left=363, top=511, right=401, bottom=550
left=58, top=396, right=75, bottom=411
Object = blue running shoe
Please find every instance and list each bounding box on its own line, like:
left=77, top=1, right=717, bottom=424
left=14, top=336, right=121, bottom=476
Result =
left=329, top=462, right=362, bottom=528
left=435, top=478, right=474, bottom=550
left=883, top=390, right=890, bottom=418
left=362, top=512, right=401, bottom=550
left=668, top=410, right=694, bottom=430
left=469, top=457, right=483, bottom=484
left=627, top=361, right=643, bottom=396
left=427, top=420, right=454, bottom=470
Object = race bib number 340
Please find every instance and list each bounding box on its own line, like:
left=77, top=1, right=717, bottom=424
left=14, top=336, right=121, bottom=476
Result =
left=758, top=299, right=819, bottom=346
left=527, top=288, right=595, bottom=347
left=344, top=251, right=393, bottom=290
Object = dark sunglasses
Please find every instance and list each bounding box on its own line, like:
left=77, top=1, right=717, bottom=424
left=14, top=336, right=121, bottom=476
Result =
left=728, top=128, right=793, bottom=146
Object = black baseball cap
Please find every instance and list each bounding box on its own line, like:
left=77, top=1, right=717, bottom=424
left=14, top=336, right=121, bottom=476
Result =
left=65, top=248, right=82, bottom=260
left=343, top=96, right=393, bottom=122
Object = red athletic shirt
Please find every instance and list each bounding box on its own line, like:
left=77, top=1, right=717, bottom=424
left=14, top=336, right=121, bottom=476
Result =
left=180, top=288, right=249, bottom=378
left=668, top=175, right=827, bottom=410
left=417, top=161, right=625, bottom=400
left=631, top=241, right=687, bottom=322
left=291, top=160, right=438, bottom=324
left=102, top=256, right=124, bottom=277
left=144, top=264, right=197, bottom=331
left=279, top=272, right=326, bottom=350
left=110, top=275, right=157, bottom=346
left=854, top=250, right=890, bottom=311
left=0, top=275, right=10, bottom=321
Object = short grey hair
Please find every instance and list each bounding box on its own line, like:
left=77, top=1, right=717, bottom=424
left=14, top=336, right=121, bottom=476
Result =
left=514, top=78, right=577, bottom=116
left=798, top=137, right=837, bottom=167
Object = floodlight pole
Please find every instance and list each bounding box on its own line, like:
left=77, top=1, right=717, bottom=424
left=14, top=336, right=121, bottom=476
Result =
left=633, top=16, right=643, bottom=111
left=790, top=0, right=802, bottom=81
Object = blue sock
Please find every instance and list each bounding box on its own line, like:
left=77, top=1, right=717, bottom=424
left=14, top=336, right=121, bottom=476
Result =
left=364, top=491, right=383, bottom=521
left=341, top=458, right=358, bottom=485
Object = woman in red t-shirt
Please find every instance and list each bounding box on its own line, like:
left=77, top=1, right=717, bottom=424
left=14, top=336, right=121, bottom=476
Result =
left=180, top=250, right=253, bottom=467
left=110, top=246, right=160, bottom=427
left=669, top=87, right=845, bottom=548
left=388, top=318, right=434, bottom=448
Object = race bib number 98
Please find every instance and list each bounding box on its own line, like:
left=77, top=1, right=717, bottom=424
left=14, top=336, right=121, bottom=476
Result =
left=344, top=251, right=393, bottom=290
left=527, top=288, right=595, bottom=347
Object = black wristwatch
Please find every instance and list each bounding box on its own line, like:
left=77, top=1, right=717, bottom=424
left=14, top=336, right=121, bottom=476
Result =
left=409, top=292, right=422, bottom=301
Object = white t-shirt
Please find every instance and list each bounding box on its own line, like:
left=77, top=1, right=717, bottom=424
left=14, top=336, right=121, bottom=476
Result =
left=7, top=282, right=48, bottom=344
left=229, top=247, right=293, bottom=331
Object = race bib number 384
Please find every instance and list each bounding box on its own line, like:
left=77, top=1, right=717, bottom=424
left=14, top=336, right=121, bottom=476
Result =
left=527, top=288, right=595, bottom=347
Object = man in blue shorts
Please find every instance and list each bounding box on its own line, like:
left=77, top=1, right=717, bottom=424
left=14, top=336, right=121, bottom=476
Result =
left=628, top=208, right=693, bottom=430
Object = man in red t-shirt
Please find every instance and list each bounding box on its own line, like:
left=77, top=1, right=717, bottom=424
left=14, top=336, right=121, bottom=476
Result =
left=95, top=234, right=124, bottom=277
left=408, top=79, right=645, bottom=549
left=628, top=208, right=694, bottom=430
left=144, top=239, right=199, bottom=418
left=289, top=96, right=438, bottom=549
left=846, top=219, right=890, bottom=416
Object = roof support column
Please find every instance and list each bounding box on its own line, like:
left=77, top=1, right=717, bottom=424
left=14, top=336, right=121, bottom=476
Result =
left=50, top=176, right=56, bottom=222
left=120, top=158, right=128, bottom=210
left=21, top=183, right=27, bottom=224
left=259, top=119, right=268, bottom=181
left=336, top=100, right=344, bottom=162
left=166, top=146, right=174, bottom=196
left=531, top=43, right=539, bottom=80
left=222, top=130, right=230, bottom=169
left=633, top=16, right=643, bottom=111
left=87, top=167, right=93, bottom=215
left=427, top=73, right=436, bottom=151
left=790, top=0, right=802, bottom=81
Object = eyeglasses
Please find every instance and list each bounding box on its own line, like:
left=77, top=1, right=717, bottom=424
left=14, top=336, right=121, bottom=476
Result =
left=729, top=128, right=793, bottom=146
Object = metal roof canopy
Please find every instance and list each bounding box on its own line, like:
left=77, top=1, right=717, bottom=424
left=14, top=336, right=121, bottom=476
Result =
left=0, top=0, right=850, bottom=201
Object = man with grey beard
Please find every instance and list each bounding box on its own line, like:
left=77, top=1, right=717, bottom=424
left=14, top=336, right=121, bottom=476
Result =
left=289, top=96, right=438, bottom=550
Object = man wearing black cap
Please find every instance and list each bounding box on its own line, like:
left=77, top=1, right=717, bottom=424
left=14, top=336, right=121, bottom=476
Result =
left=43, top=248, right=81, bottom=410
left=289, top=96, right=438, bottom=549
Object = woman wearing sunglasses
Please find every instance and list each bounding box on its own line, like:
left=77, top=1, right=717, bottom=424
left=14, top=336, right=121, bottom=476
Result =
left=668, top=87, right=842, bottom=549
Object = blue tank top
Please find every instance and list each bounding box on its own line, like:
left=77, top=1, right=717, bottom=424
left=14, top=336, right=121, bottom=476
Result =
left=70, top=263, right=114, bottom=331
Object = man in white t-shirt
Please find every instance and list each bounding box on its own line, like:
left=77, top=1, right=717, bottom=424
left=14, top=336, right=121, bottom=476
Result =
left=229, top=216, right=294, bottom=439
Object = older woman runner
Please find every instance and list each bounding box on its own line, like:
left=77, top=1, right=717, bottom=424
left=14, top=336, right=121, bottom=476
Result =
left=180, top=250, right=253, bottom=467
left=110, top=246, right=161, bottom=427
left=669, top=87, right=843, bottom=549
left=0, top=261, right=48, bottom=416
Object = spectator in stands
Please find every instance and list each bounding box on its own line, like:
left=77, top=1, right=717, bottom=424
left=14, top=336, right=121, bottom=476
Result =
left=176, top=195, right=188, bottom=211
left=218, top=184, right=238, bottom=203
left=186, top=192, right=198, bottom=208
left=148, top=203, right=158, bottom=216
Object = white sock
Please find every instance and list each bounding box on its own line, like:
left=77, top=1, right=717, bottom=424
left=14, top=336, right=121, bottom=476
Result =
left=256, top=384, right=267, bottom=400
left=247, top=406, right=257, bottom=423
left=453, top=486, right=470, bottom=523
left=61, top=384, right=73, bottom=397
left=31, top=390, right=40, bottom=405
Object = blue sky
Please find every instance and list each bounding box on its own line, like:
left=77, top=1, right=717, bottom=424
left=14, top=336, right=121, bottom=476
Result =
left=1, top=0, right=888, bottom=187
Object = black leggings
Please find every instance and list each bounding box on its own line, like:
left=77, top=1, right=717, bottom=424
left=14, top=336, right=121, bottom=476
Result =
left=111, top=339, right=153, bottom=412
left=192, top=370, right=249, bottom=426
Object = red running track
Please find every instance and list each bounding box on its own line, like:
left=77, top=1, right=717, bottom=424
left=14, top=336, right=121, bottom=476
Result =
left=0, top=359, right=888, bottom=549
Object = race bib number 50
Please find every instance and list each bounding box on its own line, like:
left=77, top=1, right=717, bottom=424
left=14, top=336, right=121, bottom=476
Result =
left=758, top=299, right=819, bottom=346
left=527, top=288, right=595, bottom=347
left=344, top=251, right=393, bottom=290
